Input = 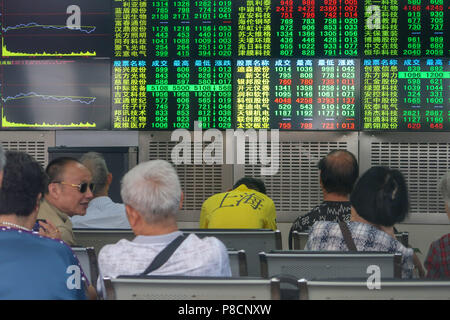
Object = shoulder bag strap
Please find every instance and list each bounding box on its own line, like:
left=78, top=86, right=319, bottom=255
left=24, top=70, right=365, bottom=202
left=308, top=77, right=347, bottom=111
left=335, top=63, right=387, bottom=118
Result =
left=338, top=221, right=357, bottom=251
left=140, top=235, right=186, bottom=275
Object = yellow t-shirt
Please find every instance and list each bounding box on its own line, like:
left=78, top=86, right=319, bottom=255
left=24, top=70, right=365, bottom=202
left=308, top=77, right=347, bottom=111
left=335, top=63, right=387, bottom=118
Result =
left=199, top=184, right=277, bottom=230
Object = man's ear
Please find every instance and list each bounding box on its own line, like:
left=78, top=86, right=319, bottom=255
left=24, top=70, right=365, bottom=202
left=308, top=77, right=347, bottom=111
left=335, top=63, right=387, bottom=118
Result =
left=319, top=174, right=324, bottom=189
left=47, top=182, right=61, bottom=198
left=107, top=173, right=113, bottom=186
left=179, top=191, right=184, bottom=210
left=125, top=204, right=140, bottom=228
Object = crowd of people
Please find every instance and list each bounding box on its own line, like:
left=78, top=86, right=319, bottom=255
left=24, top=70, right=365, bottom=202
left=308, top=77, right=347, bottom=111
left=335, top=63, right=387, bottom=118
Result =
left=0, top=145, right=448, bottom=299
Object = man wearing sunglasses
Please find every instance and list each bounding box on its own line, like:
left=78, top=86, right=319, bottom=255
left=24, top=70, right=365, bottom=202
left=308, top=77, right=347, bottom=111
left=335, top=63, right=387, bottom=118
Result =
left=37, top=157, right=94, bottom=246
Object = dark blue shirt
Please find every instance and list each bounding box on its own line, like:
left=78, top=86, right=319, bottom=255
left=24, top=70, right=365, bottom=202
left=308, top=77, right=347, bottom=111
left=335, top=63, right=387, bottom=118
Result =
left=0, top=227, right=87, bottom=300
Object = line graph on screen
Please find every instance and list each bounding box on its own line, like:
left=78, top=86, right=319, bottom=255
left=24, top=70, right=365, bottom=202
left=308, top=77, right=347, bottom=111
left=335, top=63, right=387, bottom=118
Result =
left=0, top=0, right=111, bottom=57
left=0, top=59, right=111, bottom=129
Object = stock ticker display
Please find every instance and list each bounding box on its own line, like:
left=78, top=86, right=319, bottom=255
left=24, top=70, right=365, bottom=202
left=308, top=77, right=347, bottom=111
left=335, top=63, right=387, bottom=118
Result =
left=113, top=59, right=233, bottom=130
left=236, top=58, right=359, bottom=130
left=363, top=58, right=450, bottom=131
left=0, top=0, right=449, bottom=131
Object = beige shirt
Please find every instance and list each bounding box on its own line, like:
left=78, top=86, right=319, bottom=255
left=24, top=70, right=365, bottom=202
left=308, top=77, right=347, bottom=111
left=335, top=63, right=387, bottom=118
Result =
left=38, top=199, right=76, bottom=246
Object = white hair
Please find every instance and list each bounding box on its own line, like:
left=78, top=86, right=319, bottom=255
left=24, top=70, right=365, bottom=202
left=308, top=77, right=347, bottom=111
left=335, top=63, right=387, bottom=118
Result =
left=121, top=160, right=181, bottom=223
left=440, top=171, right=450, bottom=206
left=80, top=152, right=109, bottom=196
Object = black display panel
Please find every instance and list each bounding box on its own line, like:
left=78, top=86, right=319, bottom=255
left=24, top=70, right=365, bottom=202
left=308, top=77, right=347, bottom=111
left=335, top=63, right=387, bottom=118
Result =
left=1, top=0, right=112, bottom=57
left=236, top=58, right=359, bottom=130
left=113, top=0, right=234, bottom=59
left=0, top=0, right=449, bottom=132
left=364, top=0, right=450, bottom=56
left=111, top=0, right=450, bottom=59
left=112, top=59, right=232, bottom=130
left=109, top=0, right=448, bottom=131
left=271, top=0, right=360, bottom=57
left=112, top=58, right=358, bottom=130
left=0, top=59, right=111, bottom=129
left=113, top=0, right=362, bottom=58
left=362, top=58, right=450, bottom=131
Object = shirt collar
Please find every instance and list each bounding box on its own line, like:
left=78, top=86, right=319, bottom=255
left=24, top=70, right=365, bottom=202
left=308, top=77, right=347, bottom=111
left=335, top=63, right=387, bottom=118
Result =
left=88, top=196, right=114, bottom=208
left=133, top=231, right=184, bottom=244
left=42, top=199, right=70, bottom=222
left=234, top=184, right=252, bottom=192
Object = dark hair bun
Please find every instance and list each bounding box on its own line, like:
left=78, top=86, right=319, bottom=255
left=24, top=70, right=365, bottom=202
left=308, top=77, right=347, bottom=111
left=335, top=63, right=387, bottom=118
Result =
left=351, top=167, right=409, bottom=227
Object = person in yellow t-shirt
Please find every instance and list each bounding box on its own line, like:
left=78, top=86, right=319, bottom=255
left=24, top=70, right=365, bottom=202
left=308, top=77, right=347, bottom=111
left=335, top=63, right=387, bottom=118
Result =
left=199, top=178, right=277, bottom=230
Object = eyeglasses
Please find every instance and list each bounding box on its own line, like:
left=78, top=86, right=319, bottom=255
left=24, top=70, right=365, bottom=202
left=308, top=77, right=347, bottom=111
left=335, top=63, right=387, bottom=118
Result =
left=56, top=181, right=94, bottom=193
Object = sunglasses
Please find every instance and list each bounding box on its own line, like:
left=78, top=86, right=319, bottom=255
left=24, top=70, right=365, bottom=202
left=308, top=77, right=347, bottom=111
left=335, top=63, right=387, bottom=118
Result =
left=56, top=181, right=94, bottom=193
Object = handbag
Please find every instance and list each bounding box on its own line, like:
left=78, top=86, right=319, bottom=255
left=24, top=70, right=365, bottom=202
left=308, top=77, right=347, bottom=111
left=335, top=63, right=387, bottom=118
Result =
left=140, top=234, right=186, bottom=275
left=338, top=221, right=357, bottom=251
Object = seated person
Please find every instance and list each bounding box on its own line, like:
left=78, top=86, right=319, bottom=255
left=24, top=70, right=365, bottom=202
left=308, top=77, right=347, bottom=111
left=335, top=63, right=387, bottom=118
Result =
left=71, top=152, right=130, bottom=229
left=424, top=171, right=450, bottom=279
left=98, top=160, right=231, bottom=294
left=199, top=177, right=277, bottom=230
left=306, top=166, right=415, bottom=279
left=0, top=151, right=88, bottom=299
left=289, top=150, right=358, bottom=248
left=38, top=157, right=94, bottom=245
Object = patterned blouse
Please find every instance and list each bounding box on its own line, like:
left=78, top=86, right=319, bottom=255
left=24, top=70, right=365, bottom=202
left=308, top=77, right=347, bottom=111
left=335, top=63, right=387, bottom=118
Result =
left=289, top=201, right=352, bottom=249
left=424, top=233, right=450, bottom=279
left=305, top=221, right=415, bottom=279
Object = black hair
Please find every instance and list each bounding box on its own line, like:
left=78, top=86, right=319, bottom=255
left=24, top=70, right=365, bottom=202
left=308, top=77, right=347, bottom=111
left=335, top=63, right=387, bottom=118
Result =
left=350, top=166, right=409, bottom=227
left=318, top=149, right=359, bottom=195
left=233, top=177, right=267, bottom=194
left=0, top=151, right=47, bottom=217
left=45, top=157, right=80, bottom=194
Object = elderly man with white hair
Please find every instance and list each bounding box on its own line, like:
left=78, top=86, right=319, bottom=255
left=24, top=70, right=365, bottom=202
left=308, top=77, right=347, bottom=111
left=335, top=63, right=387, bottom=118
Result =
left=71, top=152, right=130, bottom=229
left=97, top=160, right=231, bottom=291
left=424, top=172, right=450, bottom=279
